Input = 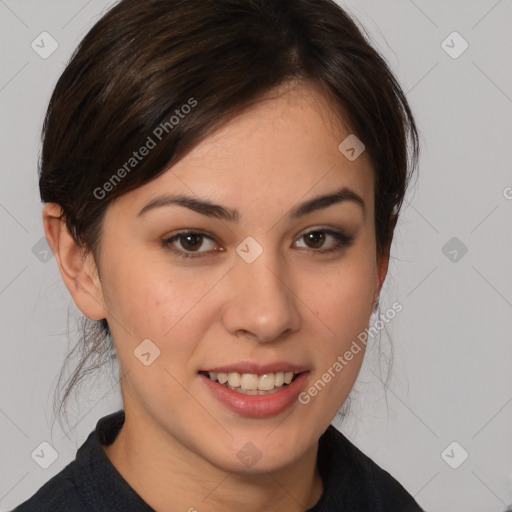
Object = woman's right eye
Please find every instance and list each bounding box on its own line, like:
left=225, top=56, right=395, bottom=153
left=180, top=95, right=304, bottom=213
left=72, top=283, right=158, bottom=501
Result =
left=162, top=231, right=221, bottom=259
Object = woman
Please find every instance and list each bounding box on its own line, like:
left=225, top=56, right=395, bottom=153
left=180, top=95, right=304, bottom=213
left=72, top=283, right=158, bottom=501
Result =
left=13, top=0, right=423, bottom=510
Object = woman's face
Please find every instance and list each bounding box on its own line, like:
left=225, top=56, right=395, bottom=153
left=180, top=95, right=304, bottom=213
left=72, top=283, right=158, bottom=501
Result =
left=93, top=82, right=387, bottom=473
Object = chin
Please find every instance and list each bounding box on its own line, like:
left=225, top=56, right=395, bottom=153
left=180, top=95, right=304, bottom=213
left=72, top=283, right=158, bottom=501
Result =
left=199, top=428, right=316, bottom=475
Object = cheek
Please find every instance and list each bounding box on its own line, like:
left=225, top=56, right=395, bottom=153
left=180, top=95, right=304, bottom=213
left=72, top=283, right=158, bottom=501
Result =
left=103, top=246, right=166, bottom=326
left=308, top=252, right=377, bottom=344
left=106, top=267, right=173, bottom=336
left=299, top=256, right=376, bottom=414
left=102, top=251, right=221, bottom=360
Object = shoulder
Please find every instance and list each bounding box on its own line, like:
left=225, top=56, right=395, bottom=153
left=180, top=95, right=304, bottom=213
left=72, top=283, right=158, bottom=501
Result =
left=315, top=425, right=425, bottom=511
left=11, top=410, right=151, bottom=512
left=11, top=411, right=123, bottom=512
left=10, top=458, right=89, bottom=512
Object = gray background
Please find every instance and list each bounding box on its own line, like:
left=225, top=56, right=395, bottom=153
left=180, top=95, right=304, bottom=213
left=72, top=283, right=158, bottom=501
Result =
left=0, top=1, right=511, bottom=510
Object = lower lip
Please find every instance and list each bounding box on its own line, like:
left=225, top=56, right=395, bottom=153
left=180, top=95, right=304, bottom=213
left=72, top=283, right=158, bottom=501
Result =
left=199, top=372, right=309, bottom=418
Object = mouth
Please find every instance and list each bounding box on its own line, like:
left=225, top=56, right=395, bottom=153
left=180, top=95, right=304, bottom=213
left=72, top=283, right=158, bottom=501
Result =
left=199, top=370, right=302, bottom=395
left=198, top=364, right=310, bottom=417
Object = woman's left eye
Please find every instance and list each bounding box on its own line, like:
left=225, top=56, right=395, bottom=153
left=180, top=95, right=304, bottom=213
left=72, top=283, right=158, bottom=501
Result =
left=293, top=229, right=354, bottom=253
left=162, top=228, right=354, bottom=259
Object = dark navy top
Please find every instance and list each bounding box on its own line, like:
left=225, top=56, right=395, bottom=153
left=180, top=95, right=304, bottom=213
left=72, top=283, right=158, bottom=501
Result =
left=12, top=410, right=424, bottom=511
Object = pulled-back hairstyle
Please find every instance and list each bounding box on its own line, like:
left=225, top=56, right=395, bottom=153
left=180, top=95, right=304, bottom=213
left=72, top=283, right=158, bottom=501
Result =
left=40, top=0, right=419, bottom=427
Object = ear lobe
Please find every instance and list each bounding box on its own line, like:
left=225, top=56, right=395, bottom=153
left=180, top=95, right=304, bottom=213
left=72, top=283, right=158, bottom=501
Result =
left=42, top=203, right=107, bottom=321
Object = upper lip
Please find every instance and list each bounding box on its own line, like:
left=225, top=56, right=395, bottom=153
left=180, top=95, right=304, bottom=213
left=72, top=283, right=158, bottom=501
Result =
left=200, top=362, right=309, bottom=374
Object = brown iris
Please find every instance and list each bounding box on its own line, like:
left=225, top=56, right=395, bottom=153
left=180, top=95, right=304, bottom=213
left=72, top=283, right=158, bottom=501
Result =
left=179, top=233, right=204, bottom=251
left=304, top=231, right=325, bottom=249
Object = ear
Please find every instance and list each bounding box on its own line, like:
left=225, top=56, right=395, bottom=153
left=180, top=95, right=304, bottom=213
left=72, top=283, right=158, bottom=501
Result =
left=42, top=203, right=107, bottom=321
left=373, top=214, right=397, bottom=311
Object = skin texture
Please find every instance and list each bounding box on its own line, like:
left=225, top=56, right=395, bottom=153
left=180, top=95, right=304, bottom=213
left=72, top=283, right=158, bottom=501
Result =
left=43, top=81, right=392, bottom=512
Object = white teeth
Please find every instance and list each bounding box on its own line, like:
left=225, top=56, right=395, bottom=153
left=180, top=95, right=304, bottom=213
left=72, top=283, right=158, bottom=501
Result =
left=258, top=374, right=275, bottom=391
left=227, top=372, right=241, bottom=387
left=240, top=373, right=259, bottom=390
left=226, top=383, right=281, bottom=395
left=206, top=370, right=299, bottom=392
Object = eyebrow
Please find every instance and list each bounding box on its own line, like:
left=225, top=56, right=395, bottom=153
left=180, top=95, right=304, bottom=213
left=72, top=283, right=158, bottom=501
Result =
left=137, top=186, right=365, bottom=222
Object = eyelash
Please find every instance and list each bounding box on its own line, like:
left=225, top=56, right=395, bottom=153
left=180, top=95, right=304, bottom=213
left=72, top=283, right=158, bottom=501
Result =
left=162, top=228, right=355, bottom=259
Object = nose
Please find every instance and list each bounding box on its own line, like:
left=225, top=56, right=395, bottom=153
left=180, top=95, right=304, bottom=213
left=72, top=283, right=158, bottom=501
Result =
left=221, top=246, right=302, bottom=343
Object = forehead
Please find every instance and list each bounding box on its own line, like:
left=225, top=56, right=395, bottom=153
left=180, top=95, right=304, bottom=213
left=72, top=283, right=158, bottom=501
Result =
left=111, top=82, right=374, bottom=220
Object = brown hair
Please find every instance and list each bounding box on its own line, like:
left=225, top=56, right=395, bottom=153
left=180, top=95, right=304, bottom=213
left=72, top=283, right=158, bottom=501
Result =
left=40, top=0, right=419, bottom=426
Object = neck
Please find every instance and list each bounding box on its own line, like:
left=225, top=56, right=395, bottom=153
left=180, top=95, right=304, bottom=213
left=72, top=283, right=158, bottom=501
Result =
left=102, top=411, right=323, bottom=512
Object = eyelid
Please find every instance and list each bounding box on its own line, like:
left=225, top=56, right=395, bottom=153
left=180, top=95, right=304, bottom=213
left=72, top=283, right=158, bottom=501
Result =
left=292, top=227, right=354, bottom=254
left=162, top=230, right=220, bottom=255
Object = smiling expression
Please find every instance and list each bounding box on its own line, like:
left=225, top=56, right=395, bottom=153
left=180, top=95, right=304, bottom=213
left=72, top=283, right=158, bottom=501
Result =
left=89, top=81, right=388, bottom=473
